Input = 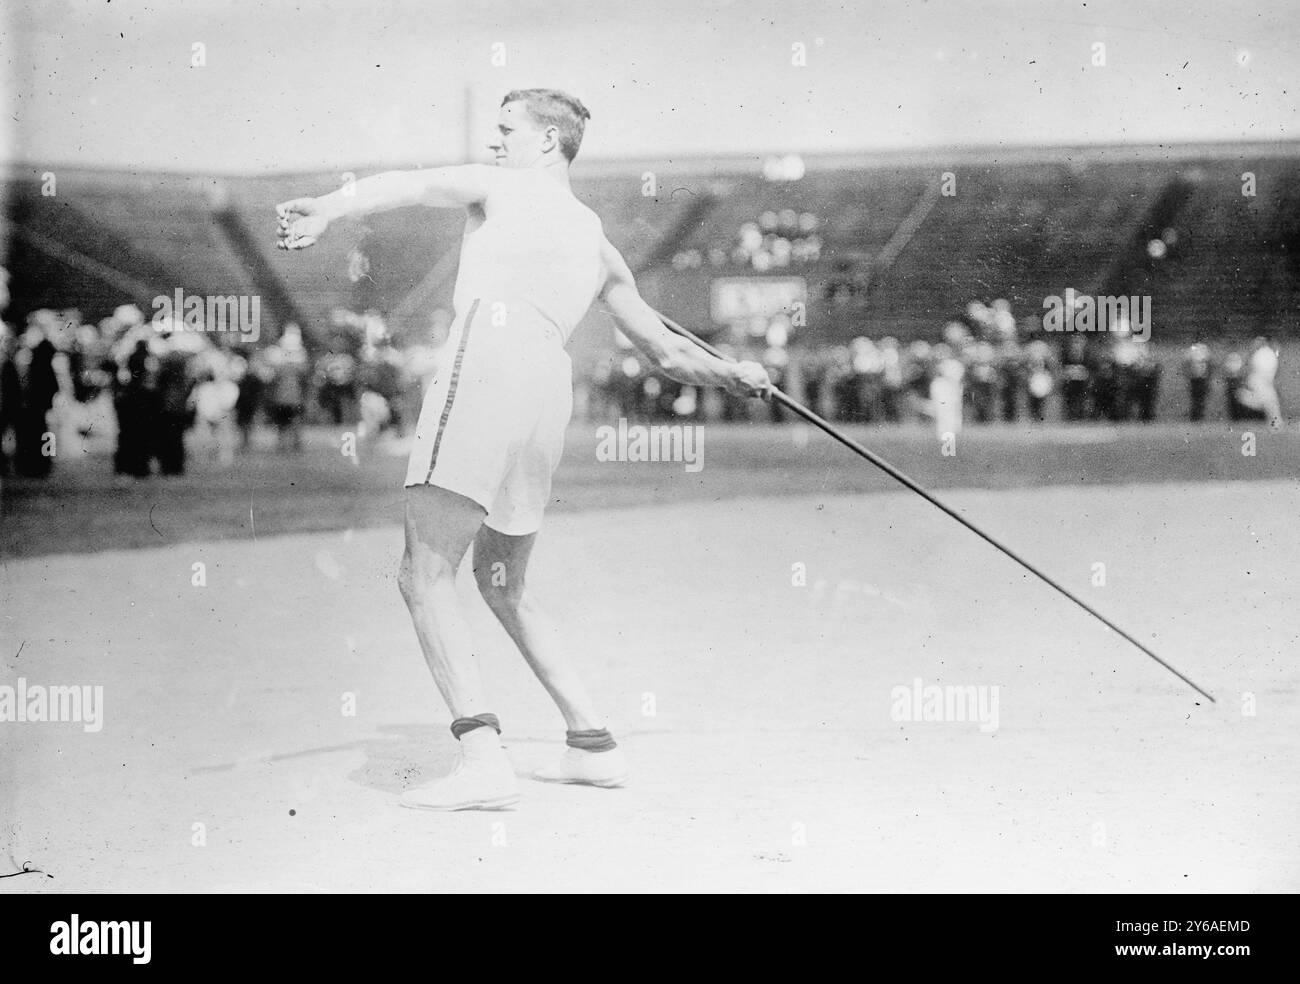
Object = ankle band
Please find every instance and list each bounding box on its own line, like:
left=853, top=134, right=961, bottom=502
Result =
left=566, top=728, right=617, bottom=752
left=451, top=713, right=501, bottom=739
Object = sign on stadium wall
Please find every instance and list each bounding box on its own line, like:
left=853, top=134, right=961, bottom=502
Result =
left=710, top=277, right=807, bottom=325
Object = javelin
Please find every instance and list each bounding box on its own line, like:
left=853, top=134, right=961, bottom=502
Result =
left=655, top=311, right=1216, bottom=704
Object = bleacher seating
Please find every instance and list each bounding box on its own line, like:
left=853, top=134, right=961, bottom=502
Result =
left=4, top=145, right=1298, bottom=351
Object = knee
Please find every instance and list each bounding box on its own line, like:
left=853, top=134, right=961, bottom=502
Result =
left=474, top=561, right=523, bottom=614
left=398, top=548, right=456, bottom=607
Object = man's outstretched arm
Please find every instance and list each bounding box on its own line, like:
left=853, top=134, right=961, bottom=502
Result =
left=599, top=239, right=771, bottom=398
left=276, top=165, right=498, bottom=250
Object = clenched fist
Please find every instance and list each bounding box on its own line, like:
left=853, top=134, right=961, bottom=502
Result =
left=725, top=360, right=774, bottom=401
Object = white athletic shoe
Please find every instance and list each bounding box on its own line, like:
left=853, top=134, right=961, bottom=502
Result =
left=532, top=746, right=629, bottom=788
left=400, top=729, right=519, bottom=811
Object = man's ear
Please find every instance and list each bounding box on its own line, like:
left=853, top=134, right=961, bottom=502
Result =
left=542, top=124, right=560, bottom=154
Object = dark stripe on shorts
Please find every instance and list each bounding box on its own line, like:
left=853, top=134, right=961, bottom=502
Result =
left=424, top=298, right=479, bottom=484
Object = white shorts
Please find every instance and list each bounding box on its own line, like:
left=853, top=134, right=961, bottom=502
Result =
left=404, top=298, right=573, bottom=536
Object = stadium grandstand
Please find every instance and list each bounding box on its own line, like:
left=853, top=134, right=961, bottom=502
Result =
left=4, top=140, right=1298, bottom=427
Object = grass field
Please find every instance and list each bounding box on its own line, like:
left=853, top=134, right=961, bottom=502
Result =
left=2, top=422, right=1298, bottom=892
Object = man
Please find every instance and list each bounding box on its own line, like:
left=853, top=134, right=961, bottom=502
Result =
left=15, top=321, right=58, bottom=478
left=153, top=333, right=196, bottom=476
left=113, top=336, right=155, bottom=479
left=277, top=89, right=771, bottom=810
left=1182, top=342, right=1212, bottom=422
left=1059, top=336, right=1091, bottom=422
left=265, top=325, right=310, bottom=452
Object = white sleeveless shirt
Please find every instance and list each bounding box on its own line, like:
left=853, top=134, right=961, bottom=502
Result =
left=452, top=169, right=605, bottom=344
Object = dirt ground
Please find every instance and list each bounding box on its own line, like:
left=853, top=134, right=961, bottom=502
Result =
left=3, top=462, right=1297, bottom=892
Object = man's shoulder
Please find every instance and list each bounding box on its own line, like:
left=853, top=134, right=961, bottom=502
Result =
left=576, top=199, right=605, bottom=239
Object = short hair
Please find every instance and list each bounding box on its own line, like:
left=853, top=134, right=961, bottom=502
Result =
left=501, top=88, right=591, bottom=162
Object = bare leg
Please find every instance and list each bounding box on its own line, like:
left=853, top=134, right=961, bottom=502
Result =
left=396, top=485, right=522, bottom=809
left=472, top=524, right=603, bottom=731
left=398, top=484, right=488, bottom=717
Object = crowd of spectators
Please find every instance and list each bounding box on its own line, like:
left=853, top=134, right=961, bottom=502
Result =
left=585, top=298, right=1284, bottom=432
left=0, top=280, right=435, bottom=480
left=671, top=208, right=823, bottom=274
left=1, top=270, right=1285, bottom=483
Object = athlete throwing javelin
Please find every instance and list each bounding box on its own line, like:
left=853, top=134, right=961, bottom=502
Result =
left=276, top=89, right=771, bottom=810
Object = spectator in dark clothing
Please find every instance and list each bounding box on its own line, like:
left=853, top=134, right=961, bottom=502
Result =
left=1091, top=349, right=1120, bottom=421
left=266, top=329, right=309, bottom=452
left=316, top=352, right=358, bottom=426
left=1060, top=336, right=1092, bottom=421
left=235, top=355, right=265, bottom=449
left=16, top=331, right=58, bottom=477
left=800, top=349, right=826, bottom=419
left=1223, top=353, right=1245, bottom=420
left=152, top=342, right=194, bottom=475
left=114, top=339, right=154, bottom=478
left=1183, top=343, right=1212, bottom=421
left=829, top=347, right=861, bottom=422
left=1130, top=347, right=1162, bottom=422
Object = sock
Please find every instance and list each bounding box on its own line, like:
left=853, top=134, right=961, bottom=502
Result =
left=566, top=728, right=617, bottom=753
left=451, top=713, right=501, bottom=740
